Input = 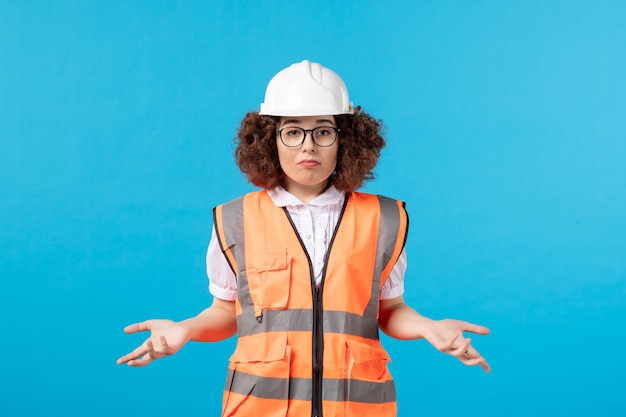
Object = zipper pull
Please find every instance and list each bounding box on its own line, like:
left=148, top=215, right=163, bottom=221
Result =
left=254, top=306, right=263, bottom=323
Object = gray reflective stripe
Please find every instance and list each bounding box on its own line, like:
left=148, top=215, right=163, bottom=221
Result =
left=363, top=196, right=402, bottom=318
left=324, top=378, right=396, bottom=404
left=226, top=369, right=396, bottom=403
left=323, top=310, right=378, bottom=339
left=236, top=309, right=379, bottom=339
left=217, top=197, right=255, bottom=319
left=225, top=368, right=289, bottom=400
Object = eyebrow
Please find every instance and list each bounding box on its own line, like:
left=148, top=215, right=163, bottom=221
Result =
left=280, top=118, right=336, bottom=126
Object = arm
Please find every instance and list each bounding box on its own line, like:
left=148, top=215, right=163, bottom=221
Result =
left=379, top=296, right=491, bottom=373
left=117, top=297, right=236, bottom=367
left=181, top=297, right=237, bottom=342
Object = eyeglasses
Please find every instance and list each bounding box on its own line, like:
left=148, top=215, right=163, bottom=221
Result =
left=277, top=126, right=340, bottom=147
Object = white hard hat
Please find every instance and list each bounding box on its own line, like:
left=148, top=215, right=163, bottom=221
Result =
left=259, top=60, right=354, bottom=116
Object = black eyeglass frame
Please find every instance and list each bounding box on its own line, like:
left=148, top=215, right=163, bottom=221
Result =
left=277, top=126, right=341, bottom=148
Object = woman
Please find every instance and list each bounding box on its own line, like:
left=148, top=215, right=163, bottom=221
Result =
left=118, top=60, right=490, bottom=417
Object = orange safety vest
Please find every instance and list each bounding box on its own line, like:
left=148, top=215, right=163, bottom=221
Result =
left=213, top=190, right=408, bottom=417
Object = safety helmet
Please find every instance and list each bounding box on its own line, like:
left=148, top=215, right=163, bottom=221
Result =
left=259, top=60, right=354, bottom=116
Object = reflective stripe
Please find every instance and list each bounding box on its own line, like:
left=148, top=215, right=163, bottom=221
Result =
left=362, top=196, right=402, bottom=318
left=377, top=196, right=403, bottom=275
left=217, top=196, right=257, bottom=319
left=214, top=196, right=244, bottom=265
left=236, top=309, right=379, bottom=339
left=225, top=368, right=289, bottom=400
left=325, top=378, right=396, bottom=404
left=226, top=369, right=396, bottom=403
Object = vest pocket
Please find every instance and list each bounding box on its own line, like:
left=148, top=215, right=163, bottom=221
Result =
left=345, top=338, right=391, bottom=382
left=247, top=249, right=291, bottom=319
left=222, top=333, right=290, bottom=417
left=343, top=338, right=394, bottom=413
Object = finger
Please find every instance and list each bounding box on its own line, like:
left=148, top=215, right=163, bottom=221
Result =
left=117, top=355, right=131, bottom=365
left=160, top=336, right=171, bottom=354
left=462, top=356, right=488, bottom=368
left=461, top=355, right=482, bottom=365
left=127, top=353, right=153, bottom=367
left=461, top=355, right=491, bottom=373
left=460, top=345, right=491, bottom=373
left=146, top=339, right=159, bottom=359
left=124, top=320, right=154, bottom=334
left=146, top=338, right=168, bottom=359
left=450, top=338, right=472, bottom=357
left=116, top=343, right=148, bottom=365
left=437, top=332, right=460, bottom=352
left=464, top=344, right=481, bottom=358
left=463, top=322, right=490, bottom=336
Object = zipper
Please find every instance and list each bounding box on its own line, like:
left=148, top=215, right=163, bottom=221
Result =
left=312, top=287, right=323, bottom=417
left=282, top=194, right=349, bottom=417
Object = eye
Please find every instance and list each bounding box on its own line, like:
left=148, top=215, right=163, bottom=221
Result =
left=285, top=128, right=301, bottom=136
left=316, top=128, right=332, bottom=136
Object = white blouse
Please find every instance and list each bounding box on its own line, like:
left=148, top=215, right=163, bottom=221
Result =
left=206, top=186, right=406, bottom=301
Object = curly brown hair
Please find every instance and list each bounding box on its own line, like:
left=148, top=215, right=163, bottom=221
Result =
left=234, top=106, right=386, bottom=192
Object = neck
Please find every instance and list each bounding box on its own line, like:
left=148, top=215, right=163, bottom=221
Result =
left=284, top=180, right=329, bottom=204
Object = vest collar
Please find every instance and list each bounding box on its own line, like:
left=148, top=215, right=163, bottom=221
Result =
left=268, top=185, right=345, bottom=208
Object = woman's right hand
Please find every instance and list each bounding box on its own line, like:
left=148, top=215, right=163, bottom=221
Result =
left=117, top=319, right=190, bottom=367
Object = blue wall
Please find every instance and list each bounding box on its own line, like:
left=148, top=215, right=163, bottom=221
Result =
left=1, top=1, right=624, bottom=416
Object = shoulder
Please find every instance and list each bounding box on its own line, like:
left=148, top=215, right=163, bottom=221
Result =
left=215, top=190, right=269, bottom=208
left=348, top=191, right=405, bottom=206
left=347, top=192, right=408, bottom=227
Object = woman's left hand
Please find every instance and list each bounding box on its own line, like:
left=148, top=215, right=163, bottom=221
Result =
left=421, top=318, right=491, bottom=373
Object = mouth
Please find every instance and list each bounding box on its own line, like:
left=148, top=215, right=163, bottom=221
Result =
left=298, top=159, right=320, bottom=168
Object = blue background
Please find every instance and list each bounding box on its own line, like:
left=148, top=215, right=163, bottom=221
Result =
left=1, top=1, right=625, bottom=416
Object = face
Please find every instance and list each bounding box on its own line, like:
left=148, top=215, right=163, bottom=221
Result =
left=276, top=115, right=338, bottom=199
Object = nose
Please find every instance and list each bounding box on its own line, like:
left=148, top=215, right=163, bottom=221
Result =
left=301, top=130, right=317, bottom=151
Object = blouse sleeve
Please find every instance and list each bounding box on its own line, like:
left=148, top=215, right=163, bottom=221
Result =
left=380, top=248, right=406, bottom=300
left=206, top=226, right=238, bottom=301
